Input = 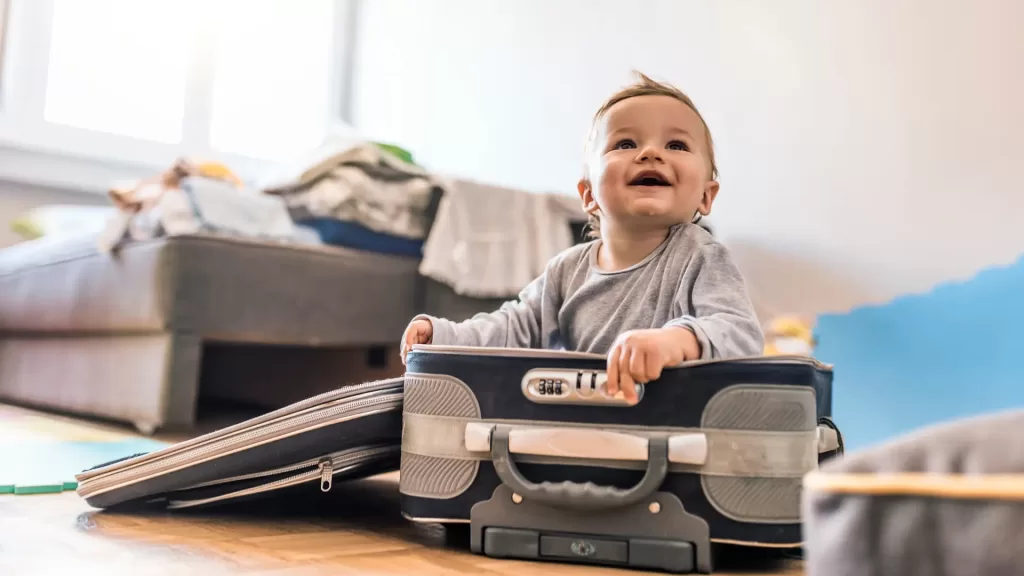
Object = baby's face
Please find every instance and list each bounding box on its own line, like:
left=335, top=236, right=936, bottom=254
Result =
left=583, top=95, right=717, bottom=233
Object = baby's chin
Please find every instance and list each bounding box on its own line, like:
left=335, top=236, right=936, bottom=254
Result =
left=626, top=197, right=680, bottom=218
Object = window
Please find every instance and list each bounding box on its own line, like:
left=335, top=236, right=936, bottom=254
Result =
left=0, top=0, right=350, bottom=187
left=208, top=0, right=335, bottom=160
left=44, top=0, right=192, bottom=144
left=0, top=0, right=8, bottom=98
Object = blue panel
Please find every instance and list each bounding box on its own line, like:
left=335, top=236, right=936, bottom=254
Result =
left=813, top=255, right=1024, bottom=452
left=0, top=439, right=168, bottom=491
left=299, top=218, right=424, bottom=257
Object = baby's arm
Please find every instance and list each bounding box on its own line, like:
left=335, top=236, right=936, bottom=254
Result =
left=408, top=271, right=549, bottom=350
left=663, top=243, right=765, bottom=359
left=603, top=242, right=764, bottom=403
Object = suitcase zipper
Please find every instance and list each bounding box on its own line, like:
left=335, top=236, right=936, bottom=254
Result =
left=163, top=445, right=399, bottom=510
left=162, top=457, right=324, bottom=490
left=76, top=392, right=403, bottom=499
left=319, top=458, right=333, bottom=492
left=168, top=444, right=394, bottom=490
left=76, top=378, right=403, bottom=484
left=412, top=345, right=831, bottom=369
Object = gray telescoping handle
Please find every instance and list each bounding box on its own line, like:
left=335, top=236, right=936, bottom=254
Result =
left=490, top=425, right=669, bottom=511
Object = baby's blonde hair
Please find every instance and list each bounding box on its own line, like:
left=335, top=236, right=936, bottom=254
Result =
left=583, top=71, right=718, bottom=238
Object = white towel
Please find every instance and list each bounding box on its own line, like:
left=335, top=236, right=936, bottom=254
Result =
left=419, top=177, right=585, bottom=299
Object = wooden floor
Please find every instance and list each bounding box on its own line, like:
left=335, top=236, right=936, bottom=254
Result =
left=0, top=405, right=802, bottom=575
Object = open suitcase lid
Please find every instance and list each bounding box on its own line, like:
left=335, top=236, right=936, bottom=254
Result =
left=75, top=377, right=404, bottom=506
left=162, top=443, right=400, bottom=510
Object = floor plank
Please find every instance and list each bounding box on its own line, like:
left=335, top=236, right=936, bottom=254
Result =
left=0, top=475, right=803, bottom=575
left=0, top=403, right=803, bottom=575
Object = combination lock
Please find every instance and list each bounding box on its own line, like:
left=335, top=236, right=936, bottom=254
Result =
left=520, top=369, right=643, bottom=406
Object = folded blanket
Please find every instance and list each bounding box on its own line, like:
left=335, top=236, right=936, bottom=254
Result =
left=419, top=177, right=585, bottom=299
left=264, top=144, right=441, bottom=241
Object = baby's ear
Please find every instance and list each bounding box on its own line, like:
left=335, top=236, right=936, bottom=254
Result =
left=578, top=179, right=599, bottom=214
left=697, top=180, right=720, bottom=216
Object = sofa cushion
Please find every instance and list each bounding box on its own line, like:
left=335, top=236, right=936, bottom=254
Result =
left=0, top=233, right=422, bottom=345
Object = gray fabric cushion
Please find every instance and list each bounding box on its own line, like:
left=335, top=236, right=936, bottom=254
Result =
left=0, top=232, right=172, bottom=332
left=803, top=409, right=1024, bottom=576
left=420, top=278, right=509, bottom=322
left=0, top=233, right=421, bottom=345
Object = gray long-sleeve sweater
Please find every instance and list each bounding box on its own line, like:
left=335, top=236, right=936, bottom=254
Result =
left=418, top=223, right=765, bottom=359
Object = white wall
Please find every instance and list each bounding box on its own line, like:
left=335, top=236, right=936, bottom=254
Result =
left=351, top=0, right=1024, bottom=317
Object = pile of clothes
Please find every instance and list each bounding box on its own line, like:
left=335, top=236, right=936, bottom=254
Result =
left=100, top=141, right=586, bottom=300
left=99, top=158, right=298, bottom=253
left=262, top=142, right=442, bottom=258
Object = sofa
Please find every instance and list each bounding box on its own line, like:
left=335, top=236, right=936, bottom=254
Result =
left=0, top=232, right=513, bottom=433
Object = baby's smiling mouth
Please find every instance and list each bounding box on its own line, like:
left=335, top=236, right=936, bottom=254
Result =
left=629, top=171, right=671, bottom=187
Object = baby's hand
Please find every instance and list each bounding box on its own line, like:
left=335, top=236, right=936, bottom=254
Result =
left=401, top=318, right=433, bottom=364
left=606, top=327, right=701, bottom=404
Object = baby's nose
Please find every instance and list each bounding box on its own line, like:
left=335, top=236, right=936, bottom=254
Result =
left=638, top=147, right=663, bottom=161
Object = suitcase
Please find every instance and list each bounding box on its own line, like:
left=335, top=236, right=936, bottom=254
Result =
left=76, top=378, right=404, bottom=510
left=400, top=345, right=842, bottom=574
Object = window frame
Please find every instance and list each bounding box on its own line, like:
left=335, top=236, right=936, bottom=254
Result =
left=0, top=0, right=9, bottom=101
left=0, top=0, right=356, bottom=193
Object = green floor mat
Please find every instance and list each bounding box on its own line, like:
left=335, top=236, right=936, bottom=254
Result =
left=0, top=439, right=168, bottom=495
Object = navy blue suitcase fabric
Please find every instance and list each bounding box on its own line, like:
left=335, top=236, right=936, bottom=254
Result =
left=399, top=346, right=839, bottom=551
left=75, top=378, right=404, bottom=510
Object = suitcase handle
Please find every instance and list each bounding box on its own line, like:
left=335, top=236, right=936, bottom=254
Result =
left=818, top=418, right=844, bottom=457
left=490, top=425, right=669, bottom=511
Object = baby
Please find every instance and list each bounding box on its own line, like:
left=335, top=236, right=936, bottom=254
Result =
left=401, top=72, right=764, bottom=404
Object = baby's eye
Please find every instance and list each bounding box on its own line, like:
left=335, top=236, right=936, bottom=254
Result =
left=667, top=140, right=689, bottom=151
left=614, top=139, right=636, bottom=150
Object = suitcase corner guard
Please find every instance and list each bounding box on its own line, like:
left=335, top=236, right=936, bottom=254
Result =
left=468, top=425, right=713, bottom=574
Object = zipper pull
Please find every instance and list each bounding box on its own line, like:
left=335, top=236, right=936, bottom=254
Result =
left=319, top=459, right=333, bottom=492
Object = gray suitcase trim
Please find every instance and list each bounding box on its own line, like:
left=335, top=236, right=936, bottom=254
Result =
left=700, top=476, right=803, bottom=524
left=402, top=371, right=827, bottom=526
left=402, top=373, right=480, bottom=418
left=700, top=384, right=814, bottom=523
left=399, top=373, right=482, bottom=499
left=398, top=453, right=480, bottom=499
left=402, top=413, right=819, bottom=474
left=702, top=384, right=816, bottom=431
